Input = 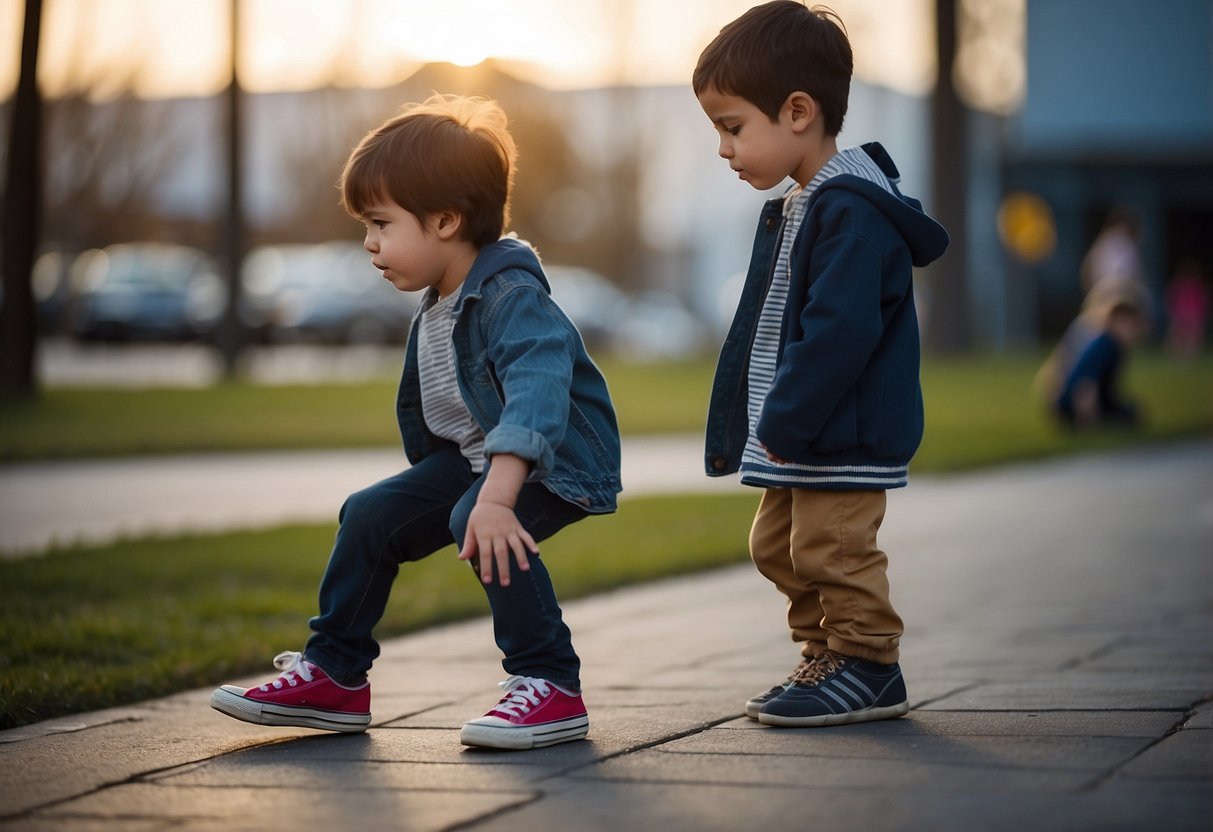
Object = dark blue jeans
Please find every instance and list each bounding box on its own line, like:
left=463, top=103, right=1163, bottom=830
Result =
left=305, top=445, right=587, bottom=691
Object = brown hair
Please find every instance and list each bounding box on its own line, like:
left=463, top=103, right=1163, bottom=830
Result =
left=339, top=94, right=518, bottom=248
left=693, top=1, right=853, bottom=135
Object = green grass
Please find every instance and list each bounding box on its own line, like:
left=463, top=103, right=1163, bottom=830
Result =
left=0, top=382, right=401, bottom=461
left=0, top=358, right=717, bottom=462
left=916, top=351, right=1213, bottom=472
left=0, top=493, right=759, bottom=730
left=1, top=352, right=1209, bottom=466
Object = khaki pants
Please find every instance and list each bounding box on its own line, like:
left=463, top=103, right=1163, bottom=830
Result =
left=749, top=488, right=902, bottom=664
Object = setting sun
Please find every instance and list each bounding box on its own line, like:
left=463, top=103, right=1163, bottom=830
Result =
left=379, top=4, right=538, bottom=70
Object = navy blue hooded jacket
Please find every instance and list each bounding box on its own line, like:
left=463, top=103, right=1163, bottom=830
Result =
left=705, top=143, right=949, bottom=488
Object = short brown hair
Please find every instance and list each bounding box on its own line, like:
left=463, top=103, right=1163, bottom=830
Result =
left=693, top=2, right=853, bottom=136
left=339, top=94, right=518, bottom=248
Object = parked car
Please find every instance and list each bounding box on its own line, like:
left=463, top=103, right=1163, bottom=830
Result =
left=612, top=290, right=707, bottom=361
left=546, top=265, right=630, bottom=350
left=68, top=243, right=226, bottom=342
left=241, top=242, right=416, bottom=344
left=546, top=267, right=706, bottom=359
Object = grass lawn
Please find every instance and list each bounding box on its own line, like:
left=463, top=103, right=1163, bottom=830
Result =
left=0, top=357, right=718, bottom=461
left=0, top=351, right=1209, bottom=467
left=917, top=351, right=1213, bottom=471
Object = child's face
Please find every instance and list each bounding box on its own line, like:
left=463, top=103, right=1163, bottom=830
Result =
left=360, top=201, right=461, bottom=297
left=1109, top=311, right=1147, bottom=347
left=697, top=87, right=805, bottom=191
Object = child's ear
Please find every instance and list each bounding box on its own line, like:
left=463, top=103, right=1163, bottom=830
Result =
left=433, top=210, right=464, bottom=241
left=785, top=91, right=819, bottom=134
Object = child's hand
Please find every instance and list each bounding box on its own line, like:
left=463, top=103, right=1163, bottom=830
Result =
left=763, top=444, right=792, bottom=465
left=458, top=500, right=538, bottom=586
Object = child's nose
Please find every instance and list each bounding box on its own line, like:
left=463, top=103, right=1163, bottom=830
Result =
left=363, top=233, right=377, bottom=253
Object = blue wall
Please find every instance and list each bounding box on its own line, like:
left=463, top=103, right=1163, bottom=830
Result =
left=1018, top=0, right=1213, bottom=156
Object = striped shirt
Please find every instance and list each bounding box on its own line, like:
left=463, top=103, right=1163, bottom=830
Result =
left=739, top=146, right=900, bottom=490
left=417, top=290, right=486, bottom=472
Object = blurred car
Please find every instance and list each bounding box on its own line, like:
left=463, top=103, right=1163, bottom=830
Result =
left=68, top=243, right=226, bottom=342
left=545, top=265, right=630, bottom=350
left=241, top=242, right=417, bottom=344
left=612, top=290, right=707, bottom=361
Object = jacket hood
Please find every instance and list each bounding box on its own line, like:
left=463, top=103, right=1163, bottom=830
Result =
left=460, top=236, right=551, bottom=301
left=816, top=142, right=949, bottom=268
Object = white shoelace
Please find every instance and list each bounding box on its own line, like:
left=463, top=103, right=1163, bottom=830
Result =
left=257, top=650, right=315, bottom=691
left=491, top=675, right=552, bottom=718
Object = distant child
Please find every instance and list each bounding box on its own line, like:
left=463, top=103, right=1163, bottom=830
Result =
left=211, top=94, right=622, bottom=750
left=1053, top=299, right=1147, bottom=430
left=1165, top=257, right=1208, bottom=359
left=1080, top=206, right=1144, bottom=294
left=1033, top=277, right=1152, bottom=407
left=695, top=2, right=949, bottom=727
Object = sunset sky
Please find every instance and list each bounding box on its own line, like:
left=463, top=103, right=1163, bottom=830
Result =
left=2, top=0, right=960, bottom=99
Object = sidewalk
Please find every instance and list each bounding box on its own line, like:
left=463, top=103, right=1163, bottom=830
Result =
left=0, top=435, right=742, bottom=557
left=1, top=442, right=1211, bottom=830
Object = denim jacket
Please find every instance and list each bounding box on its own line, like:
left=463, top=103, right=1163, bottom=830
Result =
left=704, top=143, right=949, bottom=487
left=397, top=238, right=621, bottom=513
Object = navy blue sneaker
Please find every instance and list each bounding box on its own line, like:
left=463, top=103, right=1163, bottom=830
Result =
left=758, top=650, right=908, bottom=727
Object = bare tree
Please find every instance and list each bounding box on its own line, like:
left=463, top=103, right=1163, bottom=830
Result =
left=43, top=91, right=185, bottom=249
left=1, top=0, right=44, bottom=395
left=38, top=3, right=191, bottom=252
left=269, top=87, right=385, bottom=244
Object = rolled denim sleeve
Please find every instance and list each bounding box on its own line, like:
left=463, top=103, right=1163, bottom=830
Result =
left=480, top=283, right=576, bottom=480
left=482, top=423, right=552, bottom=473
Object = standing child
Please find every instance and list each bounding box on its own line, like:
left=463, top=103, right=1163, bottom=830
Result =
left=211, top=94, right=622, bottom=750
left=695, top=2, right=948, bottom=727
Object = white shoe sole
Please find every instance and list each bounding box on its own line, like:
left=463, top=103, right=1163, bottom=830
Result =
left=757, top=700, right=909, bottom=728
left=210, top=686, right=370, bottom=733
left=745, top=692, right=782, bottom=719
left=460, top=714, right=589, bottom=750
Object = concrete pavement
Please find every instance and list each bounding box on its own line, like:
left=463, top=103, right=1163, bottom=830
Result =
left=0, top=435, right=742, bottom=557
left=1, top=442, right=1211, bottom=830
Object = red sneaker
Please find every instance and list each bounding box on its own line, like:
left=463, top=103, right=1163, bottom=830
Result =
left=460, top=675, right=589, bottom=750
left=210, top=651, right=371, bottom=733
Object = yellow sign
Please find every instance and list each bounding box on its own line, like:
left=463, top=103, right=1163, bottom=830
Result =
left=998, top=192, right=1056, bottom=265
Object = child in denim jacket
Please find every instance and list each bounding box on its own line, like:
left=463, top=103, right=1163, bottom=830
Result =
left=696, top=2, right=948, bottom=726
left=212, top=94, right=621, bottom=750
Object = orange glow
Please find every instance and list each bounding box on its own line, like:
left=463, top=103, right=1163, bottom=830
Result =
left=1, top=0, right=954, bottom=101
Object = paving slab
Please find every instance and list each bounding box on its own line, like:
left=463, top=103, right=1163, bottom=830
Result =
left=34, top=782, right=535, bottom=832
left=574, top=748, right=1103, bottom=791
left=1118, top=727, right=1213, bottom=781
left=663, top=720, right=1160, bottom=769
